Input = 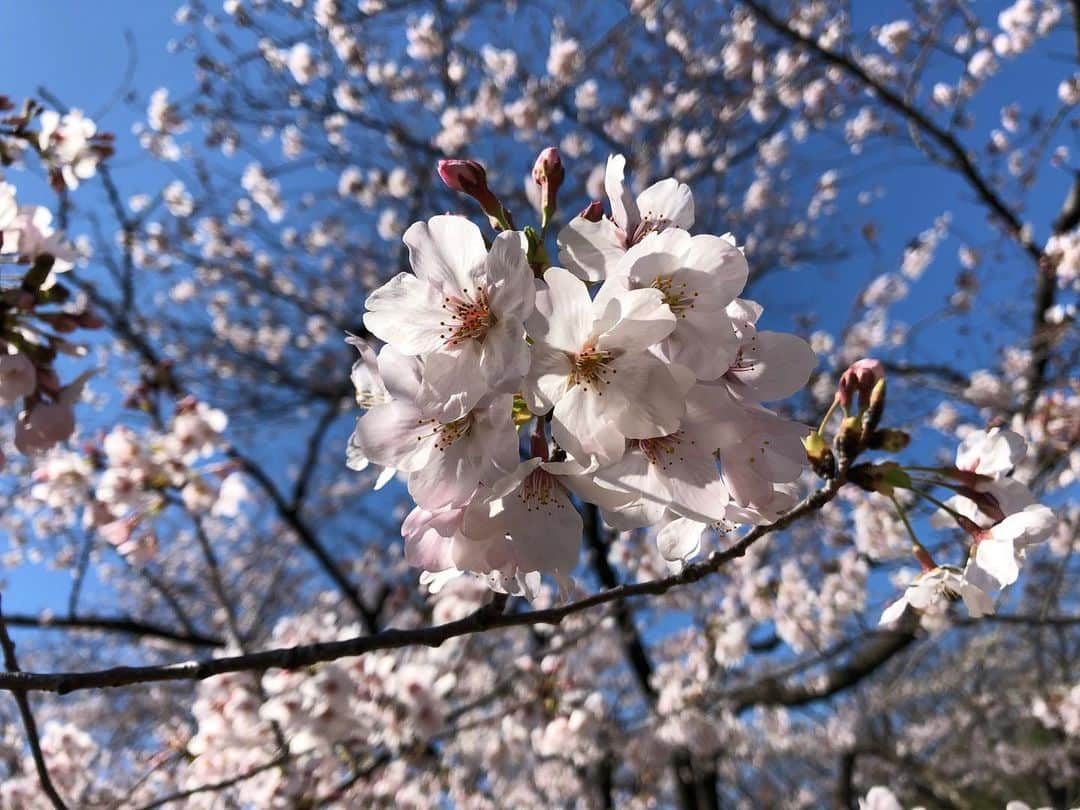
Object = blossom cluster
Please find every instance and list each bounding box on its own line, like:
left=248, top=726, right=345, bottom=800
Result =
left=348, top=153, right=816, bottom=596
left=29, top=397, right=245, bottom=562
left=0, top=171, right=98, bottom=463
left=879, top=426, right=1057, bottom=623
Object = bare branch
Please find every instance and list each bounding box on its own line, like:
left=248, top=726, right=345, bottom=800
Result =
left=0, top=477, right=844, bottom=696
left=1, top=614, right=224, bottom=648
left=0, top=597, right=69, bottom=809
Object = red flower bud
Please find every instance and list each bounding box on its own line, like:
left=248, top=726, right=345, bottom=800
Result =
left=437, top=159, right=488, bottom=196
left=579, top=200, right=604, bottom=222
left=836, top=358, right=884, bottom=410
left=532, top=147, right=564, bottom=188
left=532, top=147, right=565, bottom=227
left=437, top=158, right=511, bottom=229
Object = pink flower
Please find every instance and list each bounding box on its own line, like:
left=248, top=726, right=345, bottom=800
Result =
left=604, top=228, right=749, bottom=380
left=524, top=266, right=688, bottom=465
left=363, top=216, right=534, bottom=421
left=0, top=353, right=37, bottom=404
left=557, top=154, right=694, bottom=281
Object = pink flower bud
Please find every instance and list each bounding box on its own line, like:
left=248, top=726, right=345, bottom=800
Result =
left=836, top=358, right=884, bottom=410
left=437, top=159, right=489, bottom=196
left=437, top=159, right=509, bottom=227
left=0, top=353, right=37, bottom=404
left=579, top=200, right=604, bottom=222
left=531, top=147, right=564, bottom=189
left=532, top=147, right=565, bottom=226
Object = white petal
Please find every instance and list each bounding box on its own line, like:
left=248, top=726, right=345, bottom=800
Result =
left=486, top=229, right=535, bottom=320
left=726, top=331, right=817, bottom=401
left=557, top=217, right=626, bottom=282
left=594, top=287, right=677, bottom=352
left=605, top=154, right=638, bottom=230
left=414, top=342, right=486, bottom=421
left=351, top=400, right=435, bottom=471
left=552, top=384, right=627, bottom=466
left=635, top=177, right=694, bottom=229
left=363, top=273, right=447, bottom=355
left=527, top=267, right=594, bottom=352
left=607, top=353, right=690, bottom=440
left=376, top=345, right=423, bottom=401
left=657, top=516, right=707, bottom=562
left=403, top=215, right=488, bottom=295
left=524, top=343, right=573, bottom=414
left=478, top=320, right=530, bottom=394
left=662, top=312, right=740, bottom=381
left=974, top=538, right=1021, bottom=587
left=991, top=504, right=1056, bottom=547
left=665, top=446, right=729, bottom=523
left=878, top=594, right=911, bottom=625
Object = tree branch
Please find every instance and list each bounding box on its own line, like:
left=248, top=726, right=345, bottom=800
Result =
left=1, top=614, right=223, bottom=648
left=0, top=597, right=68, bottom=809
left=742, top=0, right=1038, bottom=261
left=0, top=477, right=844, bottom=696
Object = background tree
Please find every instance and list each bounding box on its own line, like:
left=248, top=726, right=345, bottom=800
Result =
left=0, top=0, right=1076, bottom=807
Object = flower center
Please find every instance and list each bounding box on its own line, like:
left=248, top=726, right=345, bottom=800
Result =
left=569, top=346, right=615, bottom=393
left=416, top=414, right=473, bottom=451
left=651, top=275, right=698, bottom=316
left=726, top=349, right=756, bottom=375
left=518, top=468, right=564, bottom=511
left=626, top=214, right=671, bottom=247
left=440, top=287, right=493, bottom=347
left=632, top=431, right=689, bottom=469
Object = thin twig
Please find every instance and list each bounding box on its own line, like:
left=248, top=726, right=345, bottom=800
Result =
left=0, top=596, right=69, bottom=809
left=1, top=613, right=223, bottom=648
left=135, top=751, right=291, bottom=810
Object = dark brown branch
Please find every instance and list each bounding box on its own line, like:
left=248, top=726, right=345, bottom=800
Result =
left=743, top=0, right=1038, bottom=261
left=741, top=0, right=1065, bottom=415
left=226, top=445, right=379, bottom=632
left=135, top=752, right=290, bottom=810
left=0, top=597, right=68, bottom=809
left=583, top=506, right=701, bottom=810
left=0, top=477, right=844, bottom=696
left=727, top=620, right=919, bottom=711
left=1, top=614, right=223, bottom=648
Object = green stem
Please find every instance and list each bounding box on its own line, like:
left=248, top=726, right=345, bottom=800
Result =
left=817, top=398, right=841, bottom=436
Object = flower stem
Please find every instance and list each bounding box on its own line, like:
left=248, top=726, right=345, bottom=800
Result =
left=889, top=493, right=936, bottom=570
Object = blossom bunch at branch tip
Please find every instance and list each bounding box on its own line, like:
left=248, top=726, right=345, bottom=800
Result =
left=349, top=153, right=818, bottom=597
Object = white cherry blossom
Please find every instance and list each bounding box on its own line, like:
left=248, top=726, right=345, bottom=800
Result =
left=557, top=154, right=694, bottom=281
left=590, top=384, right=731, bottom=530
left=604, top=228, right=749, bottom=379
left=956, top=427, right=1027, bottom=478
left=524, top=266, right=689, bottom=465
left=879, top=562, right=996, bottom=623
left=363, top=215, right=535, bottom=420
left=349, top=347, right=518, bottom=510
left=721, top=298, right=818, bottom=402
left=972, top=504, right=1057, bottom=587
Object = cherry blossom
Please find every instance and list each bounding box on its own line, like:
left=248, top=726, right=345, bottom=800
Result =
left=557, top=154, right=694, bottom=281
left=363, top=216, right=534, bottom=420
left=971, top=504, right=1057, bottom=587
left=524, top=266, right=688, bottom=465
left=879, top=562, right=996, bottom=623
left=604, top=228, right=749, bottom=379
